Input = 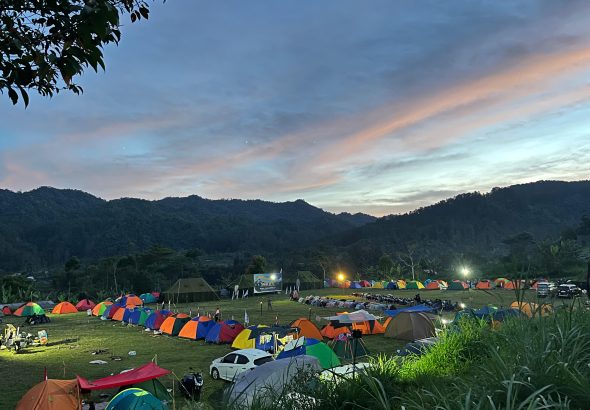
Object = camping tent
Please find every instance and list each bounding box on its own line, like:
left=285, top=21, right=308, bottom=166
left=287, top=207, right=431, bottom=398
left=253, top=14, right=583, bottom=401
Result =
left=320, top=322, right=351, bottom=339
left=14, top=302, right=45, bottom=317
left=205, top=320, right=245, bottom=344
left=405, top=281, right=425, bottom=290
left=504, top=280, right=526, bottom=290
left=51, top=302, right=78, bottom=315
left=385, top=281, right=397, bottom=290
left=140, top=293, right=158, bottom=303
left=228, top=355, right=321, bottom=408
left=106, top=388, right=164, bottom=410
left=359, top=280, right=372, bottom=287
left=396, top=280, right=407, bottom=289
left=350, top=281, right=362, bottom=289
left=16, top=379, right=80, bottom=410
left=351, top=320, right=385, bottom=335
left=127, top=308, right=152, bottom=326
left=494, top=278, right=510, bottom=287
left=164, top=277, right=219, bottom=303
left=475, top=280, right=493, bottom=290
left=384, top=304, right=435, bottom=318
left=283, top=271, right=323, bottom=290
left=75, top=299, right=95, bottom=311
left=425, top=281, right=440, bottom=290
left=510, top=301, right=553, bottom=317
left=2, top=305, right=12, bottom=315
left=116, top=294, right=143, bottom=307
left=277, top=337, right=341, bottom=369
left=92, top=301, right=112, bottom=316
left=447, top=280, right=468, bottom=290
left=290, top=318, right=323, bottom=340
left=328, top=333, right=370, bottom=359
left=384, top=312, right=435, bottom=341
left=372, top=281, right=384, bottom=289
left=160, top=314, right=191, bottom=336
left=437, top=280, right=448, bottom=288
left=231, top=325, right=292, bottom=351
left=179, top=316, right=216, bottom=340
left=111, top=307, right=127, bottom=322
left=144, top=310, right=173, bottom=330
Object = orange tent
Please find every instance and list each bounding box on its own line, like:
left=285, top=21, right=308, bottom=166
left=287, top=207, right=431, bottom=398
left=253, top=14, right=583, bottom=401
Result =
left=510, top=301, right=553, bottom=318
left=16, top=379, right=81, bottom=410
left=321, top=323, right=351, bottom=339
left=425, top=282, right=440, bottom=290
left=475, top=280, right=493, bottom=290
left=111, top=307, right=126, bottom=321
left=352, top=320, right=385, bottom=335
left=160, top=313, right=191, bottom=336
left=290, top=318, right=323, bottom=340
left=51, top=302, right=78, bottom=314
left=504, top=280, right=525, bottom=290
left=178, top=316, right=213, bottom=340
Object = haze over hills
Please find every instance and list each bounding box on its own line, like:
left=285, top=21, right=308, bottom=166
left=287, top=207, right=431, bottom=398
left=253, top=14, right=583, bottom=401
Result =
left=0, top=180, right=589, bottom=273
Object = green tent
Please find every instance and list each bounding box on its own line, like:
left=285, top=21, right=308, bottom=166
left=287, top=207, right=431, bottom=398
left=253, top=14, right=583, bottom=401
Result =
left=136, top=378, right=172, bottom=402
left=163, top=277, right=219, bottom=303
left=283, top=271, right=323, bottom=290
left=447, top=281, right=468, bottom=290
left=405, top=280, right=425, bottom=289
left=14, top=302, right=45, bottom=317
left=328, top=337, right=370, bottom=360
left=277, top=337, right=341, bottom=369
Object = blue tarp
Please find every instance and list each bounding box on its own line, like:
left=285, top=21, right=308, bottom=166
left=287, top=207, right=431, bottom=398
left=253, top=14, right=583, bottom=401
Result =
left=385, top=304, right=434, bottom=317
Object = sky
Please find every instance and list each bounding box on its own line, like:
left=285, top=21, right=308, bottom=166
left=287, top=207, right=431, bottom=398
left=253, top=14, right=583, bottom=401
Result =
left=1, top=0, right=590, bottom=216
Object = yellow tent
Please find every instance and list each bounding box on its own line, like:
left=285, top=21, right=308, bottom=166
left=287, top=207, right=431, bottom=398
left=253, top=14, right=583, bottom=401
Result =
left=372, top=281, right=384, bottom=289
left=397, top=280, right=407, bottom=289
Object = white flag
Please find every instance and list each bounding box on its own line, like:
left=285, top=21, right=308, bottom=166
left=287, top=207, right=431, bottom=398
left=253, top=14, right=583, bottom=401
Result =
left=244, top=310, right=249, bottom=326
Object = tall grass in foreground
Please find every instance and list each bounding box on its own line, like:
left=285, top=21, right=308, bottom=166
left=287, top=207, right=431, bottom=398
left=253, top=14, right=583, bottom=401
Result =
left=231, top=305, right=590, bottom=410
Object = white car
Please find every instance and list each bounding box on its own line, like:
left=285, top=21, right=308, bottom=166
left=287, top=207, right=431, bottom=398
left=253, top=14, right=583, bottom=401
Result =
left=210, top=349, right=274, bottom=382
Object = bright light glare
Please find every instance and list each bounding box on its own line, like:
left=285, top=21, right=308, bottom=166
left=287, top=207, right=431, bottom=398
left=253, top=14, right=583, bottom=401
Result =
left=270, top=274, right=277, bottom=280
left=337, top=273, right=345, bottom=281
left=461, top=267, right=470, bottom=276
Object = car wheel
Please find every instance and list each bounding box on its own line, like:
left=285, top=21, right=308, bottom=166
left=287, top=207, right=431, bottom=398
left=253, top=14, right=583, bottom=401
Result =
left=211, top=368, right=220, bottom=380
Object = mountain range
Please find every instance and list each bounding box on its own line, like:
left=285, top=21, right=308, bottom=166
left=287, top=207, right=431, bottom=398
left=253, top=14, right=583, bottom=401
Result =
left=0, top=180, right=589, bottom=272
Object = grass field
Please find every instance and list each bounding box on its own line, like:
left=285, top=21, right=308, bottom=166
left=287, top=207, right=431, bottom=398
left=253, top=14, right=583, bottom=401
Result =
left=0, top=288, right=552, bottom=409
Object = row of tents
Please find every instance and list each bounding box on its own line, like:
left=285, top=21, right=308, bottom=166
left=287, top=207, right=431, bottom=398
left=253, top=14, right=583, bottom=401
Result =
left=325, top=278, right=544, bottom=290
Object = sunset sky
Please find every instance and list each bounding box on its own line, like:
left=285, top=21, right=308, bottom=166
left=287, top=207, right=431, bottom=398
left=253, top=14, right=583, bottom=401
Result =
left=2, top=0, right=590, bottom=216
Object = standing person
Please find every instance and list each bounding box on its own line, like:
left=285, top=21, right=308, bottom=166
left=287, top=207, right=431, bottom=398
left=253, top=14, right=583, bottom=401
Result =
left=214, top=307, right=221, bottom=322
left=267, top=297, right=273, bottom=311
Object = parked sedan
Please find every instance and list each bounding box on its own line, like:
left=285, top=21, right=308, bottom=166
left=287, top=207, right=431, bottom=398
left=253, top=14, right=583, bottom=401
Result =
left=557, top=284, right=581, bottom=299
left=210, top=349, right=274, bottom=381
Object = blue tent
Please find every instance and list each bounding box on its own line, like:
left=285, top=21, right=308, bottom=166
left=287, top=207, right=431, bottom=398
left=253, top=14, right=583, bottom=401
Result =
left=350, top=281, right=362, bottom=289
left=128, top=308, right=152, bottom=326
left=106, top=388, right=165, bottom=410
left=144, top=310, right=172, bottom=330
left=101, top=305, right=114, bottom=320
left=205, top=320, right=245, bottom=343
left=122, top=308, right=136, bottom=323
left=140, top=293, right=158, bottom=303
left=385, top=304, right=434, bottom=317
left=386, top=281, right=398, bottom=290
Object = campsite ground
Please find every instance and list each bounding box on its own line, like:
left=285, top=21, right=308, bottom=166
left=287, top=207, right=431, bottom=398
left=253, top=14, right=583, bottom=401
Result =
left=0, top=288, right=550, bottom=409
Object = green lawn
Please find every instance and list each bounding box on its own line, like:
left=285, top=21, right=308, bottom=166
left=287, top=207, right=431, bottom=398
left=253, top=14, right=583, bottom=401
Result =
left=0, top=288, right=551, bottom=409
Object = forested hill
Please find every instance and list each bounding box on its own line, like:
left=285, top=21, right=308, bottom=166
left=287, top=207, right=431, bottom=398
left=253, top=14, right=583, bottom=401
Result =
left=335, top=180, right=590, bottom=257
left=0, top=187, right=375, bottom=271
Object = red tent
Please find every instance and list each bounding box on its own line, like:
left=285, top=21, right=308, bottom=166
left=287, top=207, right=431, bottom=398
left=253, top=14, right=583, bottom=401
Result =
left=75, top=299, right=96, bottom=311
left=359, top=280, right=372, bottom=287
left=77, top=362, right=170, bottom=390
left=2, top=306, right=12, bottom=315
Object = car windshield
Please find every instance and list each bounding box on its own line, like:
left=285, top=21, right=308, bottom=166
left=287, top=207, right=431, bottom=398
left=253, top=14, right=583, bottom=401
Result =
left=253, top=356, right=274, bottom=366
